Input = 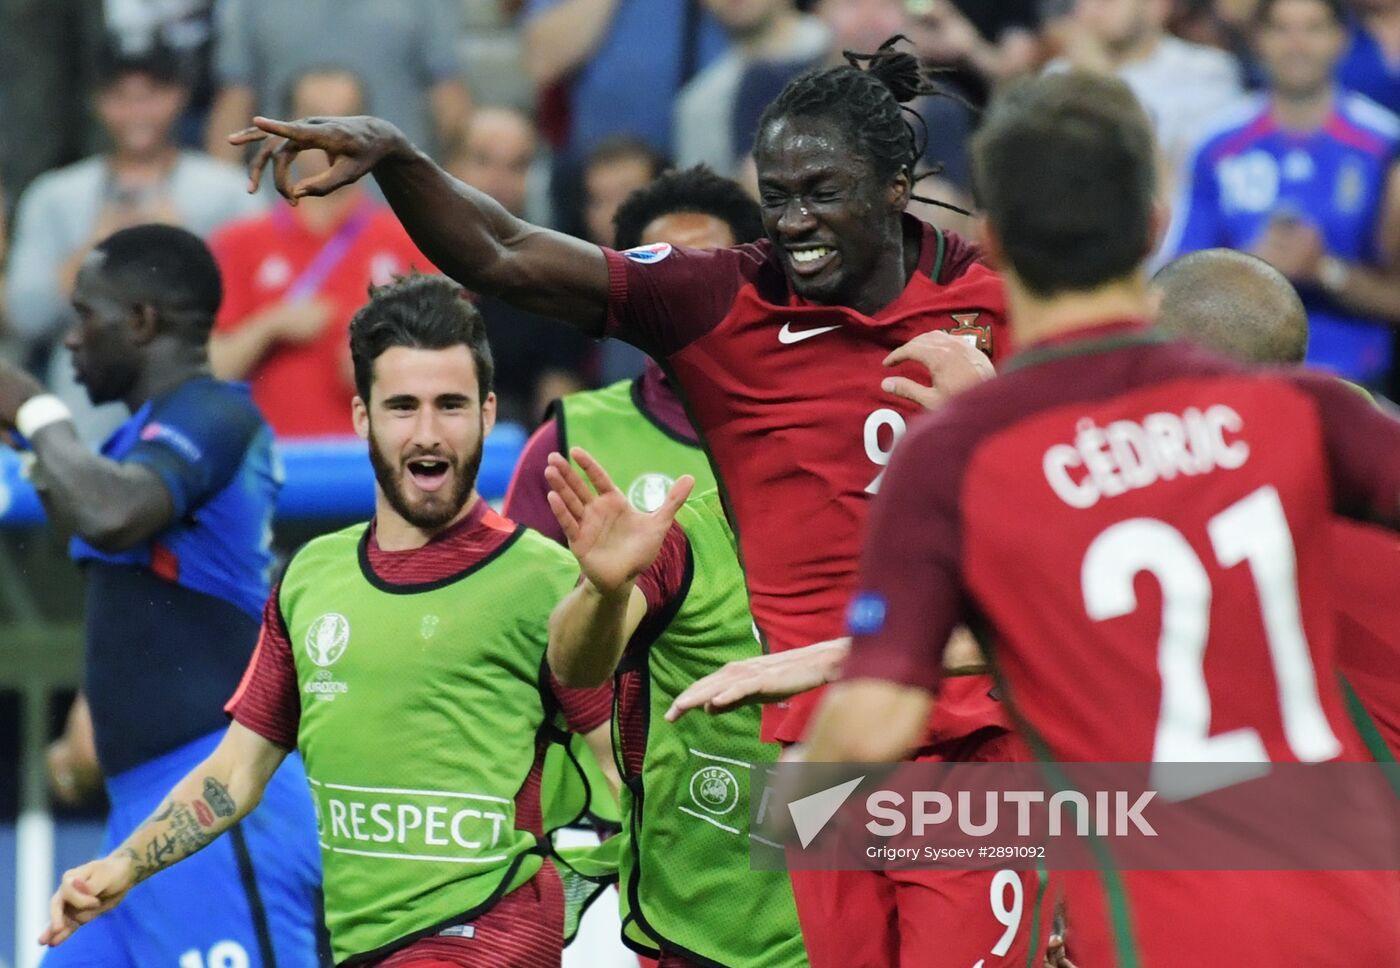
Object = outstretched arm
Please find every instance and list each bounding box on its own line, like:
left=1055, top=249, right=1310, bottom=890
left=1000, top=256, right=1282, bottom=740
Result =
left=39, top=723, right=288, bottom=947
left=229, top=116, right=610, bottom=327
left=546, top=447, right=693, bottom=687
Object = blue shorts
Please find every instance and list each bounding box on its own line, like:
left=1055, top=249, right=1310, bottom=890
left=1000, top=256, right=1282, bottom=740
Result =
left=42, top=730, right=324, bottom=968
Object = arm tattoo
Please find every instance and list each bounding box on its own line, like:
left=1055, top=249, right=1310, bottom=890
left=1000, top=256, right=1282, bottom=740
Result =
left=202, top=777, right=236, bottom=818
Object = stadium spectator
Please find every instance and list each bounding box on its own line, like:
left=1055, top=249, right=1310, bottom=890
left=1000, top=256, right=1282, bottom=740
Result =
left=448, top=106, right=595, bottom=424
left=1045, top=0, right=1245, bottom=178
left=4, top=42, right=262, bottom=444
left=206, top=0, right=472, bottom=164
left=104, top=0, right=219, bottom=145
left=1339, top=0, right=1400, bottom=115
left=580, top=138, right=668, bottom=383
left=0, top=224, right=321, bottom=966
left=41, top=274, right=612, bottom=967
left=1164, top=0, right=1400, bottom=391
left=674, top=0, right=831, bottom=176
left=521, top=0, right=728, bottom=236
left=209, top=68, right=432, bottom=438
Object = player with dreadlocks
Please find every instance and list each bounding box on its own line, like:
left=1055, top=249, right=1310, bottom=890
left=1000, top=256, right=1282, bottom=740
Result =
left=230, top=39, right=1044, bottom=966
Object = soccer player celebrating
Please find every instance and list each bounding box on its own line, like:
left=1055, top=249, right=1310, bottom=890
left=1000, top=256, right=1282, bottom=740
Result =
left=545, top=448, right=807, bottom=967
left=229, top=41, right=1033, bottom=966
left=0, top=225, right=321, bottom=968
left=811, top=73, right=1400, bottom=966
left=40, top=275, right=610, bottom=966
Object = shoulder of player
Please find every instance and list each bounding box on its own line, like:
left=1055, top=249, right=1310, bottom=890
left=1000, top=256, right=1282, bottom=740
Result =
left=280, top=524, right=365, bottom=584
left=498, top=518, right=579, bottom=574
left=1337, top=91, right=1400, bottom=143
left=152, top=376, right=266, bottom=432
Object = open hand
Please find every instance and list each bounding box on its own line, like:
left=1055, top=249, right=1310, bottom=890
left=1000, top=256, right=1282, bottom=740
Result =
left=229, top=115, right=413, bottom=204
left=545, top=447, right=693, bottom=595
left=666, top=637, right=851, bottom=721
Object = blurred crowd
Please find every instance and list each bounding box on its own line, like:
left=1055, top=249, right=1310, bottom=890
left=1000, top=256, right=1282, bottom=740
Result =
left=4, top=0, right=1400, bottom=444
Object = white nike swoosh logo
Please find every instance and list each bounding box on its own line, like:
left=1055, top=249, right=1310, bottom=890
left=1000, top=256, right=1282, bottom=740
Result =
left=778, top=322, right=842, bottom=344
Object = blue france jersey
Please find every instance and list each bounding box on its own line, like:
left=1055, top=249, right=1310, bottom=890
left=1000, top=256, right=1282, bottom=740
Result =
left=1165, top=91, right=1400, bottom=384
left=71, top=377, right=283, bottom=774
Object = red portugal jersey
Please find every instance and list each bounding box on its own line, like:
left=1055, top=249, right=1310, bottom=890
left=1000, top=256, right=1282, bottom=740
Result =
left=1331, top=519, right=1400, bottom=759
left=845, top=320, right=1400, bottom=966
left=604, top=217, right=1010, bottom=743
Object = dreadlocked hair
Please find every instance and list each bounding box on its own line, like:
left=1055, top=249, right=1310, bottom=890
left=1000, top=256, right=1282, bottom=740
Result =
left=757, top=36, right=969, bottom=215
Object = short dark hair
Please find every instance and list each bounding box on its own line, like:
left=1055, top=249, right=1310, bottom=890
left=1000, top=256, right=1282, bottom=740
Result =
left=757, top=37, right=957, bottom=206
left=584, top=137, right=668, bottom=179
left=97, top=38, right=183, bottom=89
left=613, top=165, right=764, bottom=249
left=93, top=224, right=222, bottom=339
left=971, top=72, right=1156, bottom=298
left=349, top=274, right=494, bottom=403
left=1254, top=0, right=1345, bottom=27
left=1153, top=249, right=1309, bottom=365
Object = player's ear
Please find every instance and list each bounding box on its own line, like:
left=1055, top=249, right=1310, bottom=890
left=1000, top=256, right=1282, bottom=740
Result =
left=130, top=304, right=160, bottom=345
left=352, top=396, right=370, bottom=440
left=1147, top=198, right=1170, bottom=257
left=976, top=215, right=1004, bottom=269
left=481, top=391, right=497, bottom=438
left=888, top=167, right=912, bottom=213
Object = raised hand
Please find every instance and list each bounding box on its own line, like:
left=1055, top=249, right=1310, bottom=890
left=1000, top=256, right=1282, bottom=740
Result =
left=545, top=447, right=693, bottom=595
left=38, top=855, right=136, bottom=947
left=228, top=115, right=414, bottom=204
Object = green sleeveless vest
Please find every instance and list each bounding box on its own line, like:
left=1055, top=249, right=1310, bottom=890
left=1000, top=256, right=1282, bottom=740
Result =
left=557, top=376, right=717, bottom=512
left=282, top=521, right=579, bottom=963
left=541, top=377, right=719, bottom=833
left=617, top=491, right=808, bottom=967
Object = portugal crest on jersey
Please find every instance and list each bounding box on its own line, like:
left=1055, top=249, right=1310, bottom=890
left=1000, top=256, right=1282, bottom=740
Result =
left=948, top=312, right=993, bottom=356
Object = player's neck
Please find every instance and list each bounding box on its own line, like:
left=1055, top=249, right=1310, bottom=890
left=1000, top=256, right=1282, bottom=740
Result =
left=1271, top=86, right=1335, bottom=131
left=1005, top=274, right=1150, bottom=349
left=126, top=345, right=210, bottom=410
left=374, top=490, right=480, bottom=551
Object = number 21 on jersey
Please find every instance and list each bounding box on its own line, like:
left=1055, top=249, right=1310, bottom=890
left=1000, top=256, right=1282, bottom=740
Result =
left=1082, top=485, right=1341, bottom=796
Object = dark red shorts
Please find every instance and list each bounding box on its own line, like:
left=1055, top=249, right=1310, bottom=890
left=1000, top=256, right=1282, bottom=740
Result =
left=370, top=864, right=564, bottom=968
left=788, top=731, right=1051, bottom=968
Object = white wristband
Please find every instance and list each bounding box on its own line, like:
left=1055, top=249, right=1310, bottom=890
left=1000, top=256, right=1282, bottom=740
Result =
left=16, top=393, right=73, bottom=439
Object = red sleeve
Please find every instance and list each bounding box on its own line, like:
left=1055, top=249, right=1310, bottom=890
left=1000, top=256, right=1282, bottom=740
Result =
left=502, top=420, right=567, bottom=544
left=1291, top=373, right=1400, bottom=525
left=840, top=412, right=970, bottom=693
left=554, top=676, right=614, bottom=733
left=937, top=228, right=986, bottom=285
left=634, top=522, right=690, bottom=618
left=602, top=243, right=756, bottom=357
left=224, top=586, right=301, bottom=750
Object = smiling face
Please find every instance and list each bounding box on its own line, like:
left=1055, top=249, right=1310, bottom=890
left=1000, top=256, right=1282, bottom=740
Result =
left=353, top=344, right=496, bottom=533
left=754, top=115, right=908, bottom=306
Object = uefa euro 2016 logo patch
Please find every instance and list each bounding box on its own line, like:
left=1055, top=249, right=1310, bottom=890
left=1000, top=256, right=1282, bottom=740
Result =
left=306, top=613, right=350, bottom=667
left=622, top=242, right=673, bottom=264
